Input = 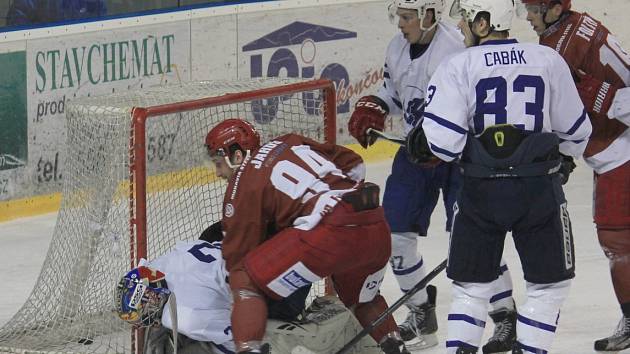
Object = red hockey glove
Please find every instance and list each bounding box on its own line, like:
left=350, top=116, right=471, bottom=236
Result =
left=348, top=96, right=389, bottom=148
left=576, top=71, right=620, bottom=116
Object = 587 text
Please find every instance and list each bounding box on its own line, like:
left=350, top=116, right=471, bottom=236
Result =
left=147, top=133, right=177, bottom=162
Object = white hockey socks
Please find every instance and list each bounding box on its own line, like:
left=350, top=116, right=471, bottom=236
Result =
left=517, top=280, right=571, bottom=353
left=488, top=258, right=515, bottom=313
left=390, top=232, right=428, bottom=306
left=446, top=281, right=495, bottom=353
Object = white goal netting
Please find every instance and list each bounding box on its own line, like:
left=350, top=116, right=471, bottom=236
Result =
left=0, top=78, right=336, bottom=354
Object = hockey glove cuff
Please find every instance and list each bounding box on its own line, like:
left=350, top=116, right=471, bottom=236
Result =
left=348, top=96, right=389, bottom=148
left=405, top=125, right=441, bottom=167
left=558, top=154, right=576, bottom=185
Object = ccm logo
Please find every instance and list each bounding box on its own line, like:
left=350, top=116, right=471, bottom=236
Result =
left=357, top=101, right=387, bottom=114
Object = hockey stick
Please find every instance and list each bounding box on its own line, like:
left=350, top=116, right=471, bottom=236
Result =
left=334, top=259, right=448, bottom=354
left=366, top=128, right=406, bottom=146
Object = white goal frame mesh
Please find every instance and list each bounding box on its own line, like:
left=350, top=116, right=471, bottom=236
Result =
left=0, top=78, right=337, bottom=354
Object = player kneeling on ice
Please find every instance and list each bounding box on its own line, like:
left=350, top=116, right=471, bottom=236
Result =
left=204, top=118, right=409, bottom=354
left=405, top=0, right=592, bottom=352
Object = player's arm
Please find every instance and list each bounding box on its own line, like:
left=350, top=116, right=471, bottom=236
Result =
left=569, top=26, right=629, bottom=125
left=549, top=53, right=592, bottom=159
left=221, top=182, right=267, bottom=272
left=414, top=58, right=469, bottom=162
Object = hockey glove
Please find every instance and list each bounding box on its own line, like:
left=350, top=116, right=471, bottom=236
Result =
left=348, top=96, right=389, bottom=148
left=199, top=221, right=223, bottom=242
left=576, top=71, right=620, bottom=116
left=405, top=124, right=441, bottom=167
left=558, top=154, right=576, bottom=185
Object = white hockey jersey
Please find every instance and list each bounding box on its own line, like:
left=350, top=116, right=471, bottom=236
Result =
left=142, top=240, right=234, bottom=350
left=377, top=22, right=465, bottom=136
left=422, top=39, right=592, bottom=161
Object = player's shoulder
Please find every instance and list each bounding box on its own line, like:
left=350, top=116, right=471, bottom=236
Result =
left=386, top=32, right=408, bottom=54
left=436, top=22, right=466, bottom=48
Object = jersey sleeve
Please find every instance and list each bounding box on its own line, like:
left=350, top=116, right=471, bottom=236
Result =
left=376, top=40, right=403, bottom=116
left=220, top=173, right=268, bottom=272
left=548, top=52, right=592, bottom=158
left=421, top=57, right=470, bottom=162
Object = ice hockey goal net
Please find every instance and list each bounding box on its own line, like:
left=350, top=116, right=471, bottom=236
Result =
left=0, top=78, right=337, bottom=354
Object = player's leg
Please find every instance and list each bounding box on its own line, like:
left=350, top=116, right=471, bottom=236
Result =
left=229, top=268, right=269, bottom=354
left=330, top=220, right=409, bottom=354
left=384, top=147, right=440, bottom=345
left=511, top=177, right=575, bottom=353
left=446, top=192, right=508, bottom=353
left=592, top=161, right=630, bottom=351
left=440, top=162, right=517, bottom=353
left=482, top=259, right=517, bottom=353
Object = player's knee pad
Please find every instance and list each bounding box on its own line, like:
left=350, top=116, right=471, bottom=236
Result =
left=598, top=228, right=630, bottom=262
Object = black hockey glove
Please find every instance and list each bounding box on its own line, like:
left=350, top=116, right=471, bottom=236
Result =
left=405, top=124, right=441, bottom=166
left=199, top=221, right=223, bottom=242
left=558, top=154, right=576, bottom=185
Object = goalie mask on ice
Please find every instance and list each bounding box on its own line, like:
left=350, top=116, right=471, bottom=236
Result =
left=115, top=266, right=170, bottom=327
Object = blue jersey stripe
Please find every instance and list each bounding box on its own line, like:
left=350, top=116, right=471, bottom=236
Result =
left=430, top=143, right=459, bottom=158
left=424, top=112, right=468, bottom=135
left=565, top=109, right=588, bottom=135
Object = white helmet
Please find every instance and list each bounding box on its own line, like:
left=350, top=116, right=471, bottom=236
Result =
left=389, top=0, right=446, bottom=30
left=449, top=0, right=515, bottom=31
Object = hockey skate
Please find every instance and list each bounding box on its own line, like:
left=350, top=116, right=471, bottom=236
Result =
left=455, top=346, right=478, bottom=354
left=482, top=307, right=517, bottom=353
left=398, top=285, right=438, bottom=350
left=237, top=343, right=270, bottom=354
left=594, top=316, right=630, bottom=351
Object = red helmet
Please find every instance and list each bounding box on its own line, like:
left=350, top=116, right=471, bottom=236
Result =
left=205, top=119, right=261, bottom=158
left=520, top=0, right=571, bottom=11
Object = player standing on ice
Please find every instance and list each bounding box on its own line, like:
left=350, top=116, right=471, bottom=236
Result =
left=405, top=0, right=592, bottom=352
left=205, top=119, right=410, bottom=354
left=348, top=0, right=516, bottom=351
left=518, top=0, right=630, bottom=351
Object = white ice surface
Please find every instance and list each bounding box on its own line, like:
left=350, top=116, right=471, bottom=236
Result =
left=0, top=160, right=623, bottom=353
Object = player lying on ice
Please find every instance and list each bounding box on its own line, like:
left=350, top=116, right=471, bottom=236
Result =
left=114, top=225, right=313, bottom=354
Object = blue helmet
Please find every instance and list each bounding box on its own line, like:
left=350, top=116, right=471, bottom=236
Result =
left=115, top=266, right=170, bottom=327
